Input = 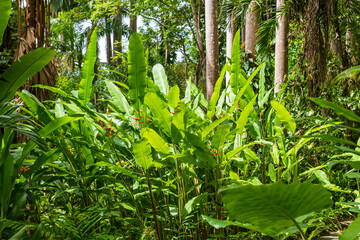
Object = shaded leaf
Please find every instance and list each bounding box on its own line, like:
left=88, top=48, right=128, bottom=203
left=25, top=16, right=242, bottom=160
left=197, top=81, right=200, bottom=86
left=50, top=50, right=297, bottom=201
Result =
left=221, top=181, right=333, bottom=236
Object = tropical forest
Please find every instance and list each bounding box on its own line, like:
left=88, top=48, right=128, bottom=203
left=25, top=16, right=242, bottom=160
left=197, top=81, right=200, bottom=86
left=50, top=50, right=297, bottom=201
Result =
left=1, top=0, right=360, bottom=239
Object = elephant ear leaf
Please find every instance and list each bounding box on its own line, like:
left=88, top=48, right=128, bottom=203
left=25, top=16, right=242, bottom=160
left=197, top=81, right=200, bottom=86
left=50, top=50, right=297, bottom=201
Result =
left=0, top=0, right=11, bottom=46
left=1, top=47, right=56, bottom=102
left=79, top=29, right=97, bottom=106
left=221, top=181, right=333, bottom=237
left=271, top=100, right=296, bottom=134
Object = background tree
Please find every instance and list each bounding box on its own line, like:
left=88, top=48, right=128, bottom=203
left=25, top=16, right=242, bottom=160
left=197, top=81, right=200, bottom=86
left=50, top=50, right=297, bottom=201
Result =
left=274, top=0, right=288, bottom=95
left=205, top=0, right=220, bottom=102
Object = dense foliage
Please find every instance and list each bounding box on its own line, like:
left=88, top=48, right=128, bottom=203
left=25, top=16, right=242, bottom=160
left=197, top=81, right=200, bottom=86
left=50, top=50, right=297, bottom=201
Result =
left=1, top=0, right=360, bottom=239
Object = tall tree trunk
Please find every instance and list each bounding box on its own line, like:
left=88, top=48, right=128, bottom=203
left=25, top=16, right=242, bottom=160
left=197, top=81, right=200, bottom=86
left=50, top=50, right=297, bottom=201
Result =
left=205, top=0, right=219, bottom=102
left=226, top=10, right=235, bottom=101
left=274, top=0, right=289, bottom=95
left=17, top=0, right=22, bottom=37
left=105, top=15, right=112, bottom=64
left=245, top=0, right=259, bottom=61
left=29, top=0, right=36, bottom=29
left=130, top=0, right=137, bottom=33
left=303, top=0, right=331, bottom=102
left=114, top=7, right=122, bottom=66
left=190, top=0, right=205, bottom=87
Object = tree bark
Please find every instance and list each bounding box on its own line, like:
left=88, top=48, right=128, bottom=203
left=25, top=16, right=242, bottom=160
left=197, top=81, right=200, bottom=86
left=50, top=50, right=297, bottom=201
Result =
left=114, top=7, right=122, bottom=66
left=205, top=0, right=219, bottom=102
left=190, top=0, right=206, bottom=87
left=245, top=0, right=259, bottom=61
left=303, top=0, right=331, bottom=102
left=130, top=0, right=137, bottom=33
left=274, top=0, right=289, bottom=95
left=226, top=11, right=235, bottom=98
left=105, top=15, right=112, bottom=64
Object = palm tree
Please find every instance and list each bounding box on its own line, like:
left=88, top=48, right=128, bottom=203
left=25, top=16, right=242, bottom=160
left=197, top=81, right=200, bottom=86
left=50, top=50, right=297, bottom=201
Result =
left=205, top=0, right=220, bottom=102
left=274, top=0, right=288, bottom=95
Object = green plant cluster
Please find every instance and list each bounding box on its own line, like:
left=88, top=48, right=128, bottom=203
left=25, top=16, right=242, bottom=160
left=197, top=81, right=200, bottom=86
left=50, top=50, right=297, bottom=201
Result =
left=1, top=26, right=360, bottom=240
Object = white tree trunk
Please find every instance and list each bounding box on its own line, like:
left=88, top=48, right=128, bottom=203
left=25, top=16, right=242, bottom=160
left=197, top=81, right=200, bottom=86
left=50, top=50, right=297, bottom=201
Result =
left=274, top=0, right=289, bottom=95
left=205, top=0, right=220, bottom=102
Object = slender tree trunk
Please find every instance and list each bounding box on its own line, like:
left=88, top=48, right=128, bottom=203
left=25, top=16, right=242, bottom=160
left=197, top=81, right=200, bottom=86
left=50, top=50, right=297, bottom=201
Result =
left=205, top=0, right=219, bottom=102
left=39, top=0, right=45, bottom=47
left=190, top=0, right=206, bottom=87
left=226, top=10, right=235, bottom=101
left=105, top=15, right=112, bottom=64
left=130, top=0, right=137, bottom=33
left=274, top=0, right=289, bottom=95
left=245, top=0, right=259, bottom=61
left=114, top=7, right=122, bottom=66
left=17, top=0, right=22, bottom=37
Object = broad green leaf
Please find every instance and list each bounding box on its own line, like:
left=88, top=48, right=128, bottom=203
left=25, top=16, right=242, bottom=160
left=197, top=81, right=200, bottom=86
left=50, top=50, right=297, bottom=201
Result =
left=228, top=76, right=253, bottom=114
left=144, top=92, right=172, bottom=136
left=201, top=116, right=230, bottom=140
left=39, top=116, right=82, bottom=137
left=202, top=215, right=259, bottom=231
left=0, top=0, right=11, bottom=46
left=0, top=138, right=14, bottom=217
left=309, top=98, right=360, bottom=123
left=105, top=80, right=132, bottom=115
left=128, top=33, right=147, bottom=105
left=55, top=99, right=65, bottom=118
left=184, top=77, right=192, bottom=103
left=221, top=181, right=333, bottom=236
left=258, top=63, right=266, bottom=104
left=33, top=84, right=70, bottom=98
left=1, top=48, right=56, bottom=102
left=271, top=100, right=296, bottom=134
left=141, top=128, right=170, bottom=155
left=208, top=64, right=227, bottom=118
left=212, top=124, right=231, bottom=150
left=340, top=217, right=360, bottom=240
left=95, top=161, right=136, bottom=179
left=259, top=88, right=273, bottom=109
left=167, top=85, right=180, bottom=109
left=226, top=142, right=257, bottom=160
left=133, top=139, right=153, bottom=171
left=216, top=89, right=226, bottom=116
left=24, top=150, right=60, bottom=177
left=18, top=90, right=54, bottom=125
left=230, top=30, right=241, bottom=95
left=244, top=63, right=265, bottom=96
left=182, top=193, right=208, bottom=218
left=202, top=215, right=228, bottom=229
left=236, top=95, right=257, bottom=138
left=152, top=64, right=169, bottom=95
left=79, top=29, right=97, bottom=105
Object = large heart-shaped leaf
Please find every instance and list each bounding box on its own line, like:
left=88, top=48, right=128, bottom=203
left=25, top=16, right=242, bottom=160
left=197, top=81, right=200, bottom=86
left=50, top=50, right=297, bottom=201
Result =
left=221, top=181, right=333, bottom=236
